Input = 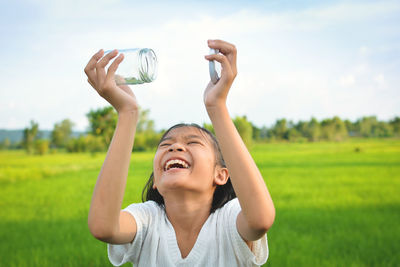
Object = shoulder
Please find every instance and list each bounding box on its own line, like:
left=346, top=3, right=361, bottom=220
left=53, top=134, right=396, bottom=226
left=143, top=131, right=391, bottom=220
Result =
left=223, top=197, right=240, bottom=208
left=215, top=198, right=241, bottom=218
left=211, top=198, right=241, bottom=234
left=124, top=200, right=161, bottom=211
left=108, top=201, right=164, bottom=266
left=122, top=201, right=164, bottom=223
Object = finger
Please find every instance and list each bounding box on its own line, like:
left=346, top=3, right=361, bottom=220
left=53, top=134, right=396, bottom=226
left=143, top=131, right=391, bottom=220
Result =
left=208, top=39, right=237, bottom=74
left=204, top=54, right=234, bottom=80
left=96, top=49, right=118, bottom=83
left=208, top=39, right=236, bottom=56
left=84, top=49, right=104, bottom=81
left=106, top=53, right=124, bottom=82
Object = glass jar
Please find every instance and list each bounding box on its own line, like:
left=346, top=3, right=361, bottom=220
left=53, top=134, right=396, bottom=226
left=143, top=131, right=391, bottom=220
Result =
left=106, top=48, right=158, bottom=85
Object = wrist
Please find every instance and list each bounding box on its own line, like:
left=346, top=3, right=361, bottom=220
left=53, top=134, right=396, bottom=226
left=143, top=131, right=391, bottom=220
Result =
left=117, top=109, right=139, bottom=122
left=205, top=98, right=226, bottom=110
left=206, top=102, right=228, bottom=118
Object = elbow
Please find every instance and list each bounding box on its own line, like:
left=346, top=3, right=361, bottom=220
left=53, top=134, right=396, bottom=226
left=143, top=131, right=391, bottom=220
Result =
left=88, top=219, right=116, bottom=242
left=265, top=207, right=276, bottom=230
left=264, top=207, right=276, bottom=231
left=252, top=208, right=276, bottom=233
left=253, top=219, right=274, bottom=235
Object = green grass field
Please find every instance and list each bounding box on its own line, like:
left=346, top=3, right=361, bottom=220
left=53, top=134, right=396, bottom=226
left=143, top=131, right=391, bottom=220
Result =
left=1, top=139, right=399, bottom=266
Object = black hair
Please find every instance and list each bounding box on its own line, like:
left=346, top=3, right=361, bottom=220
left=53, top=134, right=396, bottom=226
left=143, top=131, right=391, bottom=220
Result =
left=141, top=123, right=236, bottom=213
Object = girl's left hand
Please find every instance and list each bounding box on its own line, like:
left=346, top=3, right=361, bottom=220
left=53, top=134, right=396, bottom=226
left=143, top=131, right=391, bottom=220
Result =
left=204, top=39, right=237, bottom=109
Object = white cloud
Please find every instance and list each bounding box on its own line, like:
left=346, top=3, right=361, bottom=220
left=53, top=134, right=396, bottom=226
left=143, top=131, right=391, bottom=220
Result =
left=374, top=74, right=385, bottom=85
left=339, top=74, right=356, bottom=87
left=359, top=46, right=370, bottom=57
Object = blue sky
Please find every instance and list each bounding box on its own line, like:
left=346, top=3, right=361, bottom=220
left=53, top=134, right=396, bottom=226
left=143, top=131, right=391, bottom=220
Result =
left=0, top=0, right=399, bottom=131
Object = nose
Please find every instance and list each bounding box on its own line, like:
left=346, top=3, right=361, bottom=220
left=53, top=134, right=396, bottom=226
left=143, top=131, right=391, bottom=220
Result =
left=168, top=142, right=185, bottom=152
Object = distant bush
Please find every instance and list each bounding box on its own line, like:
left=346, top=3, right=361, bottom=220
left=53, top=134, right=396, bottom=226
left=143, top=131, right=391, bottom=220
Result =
left=66, top=134, right=106, bottom=153
left=34, top=139, right=49, bottom=155
left=51, top=119, right=74, bottom=149
left=0, top=138, right=11, bottom=150
left=134, top=132, right=162, bottom=152
left=66, top=136, right=87, bottom=153
left=233, top=116, right=253, bottom=148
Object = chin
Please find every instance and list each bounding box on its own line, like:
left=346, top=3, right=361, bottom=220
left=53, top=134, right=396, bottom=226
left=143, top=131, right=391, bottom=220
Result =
left=157, top=174, right=195, bottom=194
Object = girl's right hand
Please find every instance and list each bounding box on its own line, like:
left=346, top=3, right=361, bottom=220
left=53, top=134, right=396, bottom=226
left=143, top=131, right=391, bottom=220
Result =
left=84, top=49, right=139, bottom=114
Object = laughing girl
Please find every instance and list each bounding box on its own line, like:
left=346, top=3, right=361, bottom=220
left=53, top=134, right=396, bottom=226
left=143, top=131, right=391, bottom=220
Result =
left=85, top=39, right=275, bottom=267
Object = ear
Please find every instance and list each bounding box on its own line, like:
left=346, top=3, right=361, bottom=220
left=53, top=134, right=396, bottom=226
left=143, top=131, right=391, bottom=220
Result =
left=152, top=172, right=157, bottom=189
left=213, top=166, right=229, bottom=186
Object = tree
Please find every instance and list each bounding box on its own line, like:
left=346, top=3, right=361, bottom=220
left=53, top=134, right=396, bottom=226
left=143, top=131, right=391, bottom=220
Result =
left=0, top=138, right=11, bottom=150
left=259, top=126, right=269, bottom=140
left=134, top=107, right=161, bottom=151
left=390, top=117, right=400, bottom=137
left=344, top=119, right=356, bottom=137
left=202, top=123, right=215, bottom=135
left=251, top=123, right=261, bottom=141
left=34, top=139, right=49, bottom=155
left=136, top=108, right=155, bottom=133
left=22, top=120, right=40, bottom=154
left=66, top=135, right=87, bottom=153
left=87, top=106, right=118, bottom=147
left=354, top=116, right=393, bottom=138
left=308, top=118, right=322, bottom=141
left=51, top=119, right=74, bottom=149
left=287, top=128, right=304, bottom=142
left=85, top=134, right=107, bottom=153
left=271, top=119, right=289, bottom=140
left=66, top=134, right=106, bottom=153
left=355, top=116, right=376, bottom=137
left=233, top=116, right=253, bottom=148
left=320, top=116, right=348, bottom=141
left=373, top=121, right=393, bottom=137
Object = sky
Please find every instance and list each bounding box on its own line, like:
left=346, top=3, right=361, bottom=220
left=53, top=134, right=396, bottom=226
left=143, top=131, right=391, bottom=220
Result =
left=0, top=0, right=399, bottom=131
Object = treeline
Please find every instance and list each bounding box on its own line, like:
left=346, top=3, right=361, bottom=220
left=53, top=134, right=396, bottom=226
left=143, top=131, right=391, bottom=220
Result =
left=252, top=116, right=400, bottom=142
left=0, top=106, right=399, bottom=154
left=0, top=107, right=162, bottom=154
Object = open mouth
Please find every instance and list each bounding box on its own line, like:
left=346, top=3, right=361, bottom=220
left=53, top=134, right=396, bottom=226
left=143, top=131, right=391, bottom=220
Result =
left=164, top=159, right=190, bottom=171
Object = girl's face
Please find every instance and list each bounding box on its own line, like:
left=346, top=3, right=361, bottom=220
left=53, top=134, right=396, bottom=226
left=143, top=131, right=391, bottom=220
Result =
left=152, top=126, right=227, bottom=197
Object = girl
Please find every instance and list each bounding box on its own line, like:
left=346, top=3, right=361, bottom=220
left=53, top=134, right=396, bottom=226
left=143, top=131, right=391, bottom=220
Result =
left=85, top=39, right=275, bottom=266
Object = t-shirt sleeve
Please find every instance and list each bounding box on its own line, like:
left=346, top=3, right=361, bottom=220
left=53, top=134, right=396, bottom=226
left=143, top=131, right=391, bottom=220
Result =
left=107, top=201, right=159, bottom=266
left=222, top=198, right=269, bottom=266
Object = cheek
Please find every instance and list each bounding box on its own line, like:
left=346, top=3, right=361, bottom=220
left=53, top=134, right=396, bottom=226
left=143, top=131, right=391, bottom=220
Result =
left=152, top=151, right=162, bottom=177
left=153, top=150, right=161, bottom=166
left=195, top=157, right=216, bottom=177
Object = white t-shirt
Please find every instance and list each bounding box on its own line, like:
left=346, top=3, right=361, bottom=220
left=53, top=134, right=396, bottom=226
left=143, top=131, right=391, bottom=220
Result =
left=108, top=198, right=269, bottom=266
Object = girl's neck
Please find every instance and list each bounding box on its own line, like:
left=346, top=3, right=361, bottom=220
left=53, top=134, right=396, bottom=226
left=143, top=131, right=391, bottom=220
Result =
left=164, top=194, right=213, bottom=234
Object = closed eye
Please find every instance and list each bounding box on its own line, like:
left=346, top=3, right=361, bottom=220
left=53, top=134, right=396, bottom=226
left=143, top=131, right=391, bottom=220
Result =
left=188, top=141, right=201, bottom=145
left=159, top=143, right=170, bottom=147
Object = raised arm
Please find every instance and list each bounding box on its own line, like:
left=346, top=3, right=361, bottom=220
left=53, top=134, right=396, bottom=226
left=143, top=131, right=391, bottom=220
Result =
left=204, top=40, right=275, bottom=241
left=85, top=49, right=139, bottom=244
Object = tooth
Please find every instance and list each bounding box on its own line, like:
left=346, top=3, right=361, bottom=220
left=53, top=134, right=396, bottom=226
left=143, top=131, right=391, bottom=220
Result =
left=165, top=159, right=190, bottom=170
